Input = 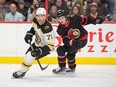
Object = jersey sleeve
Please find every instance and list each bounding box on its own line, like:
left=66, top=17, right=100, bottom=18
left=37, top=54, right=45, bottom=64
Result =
left=57, top=26, right=64, bottom=37
left=32, top=17, right=38, bottom=28
left=57, top=26, right=71, bottom=46
left=28, top=18, right=38, bottom=35
left=43, top=24, right=55, bottom=51
left=28, top=27, right=35, bottom=35
left=73, top=15, right=84, bottom=24
left=74, top=15, right=96, bottom=25
left=78, top=15, right=104, bottom=25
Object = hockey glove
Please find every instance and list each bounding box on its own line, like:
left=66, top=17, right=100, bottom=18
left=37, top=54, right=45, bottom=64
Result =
left=31, top=45, right=50, bottom=59
left=62, top=36, right=71, bottom=46
left=31, top=47, right=42, bottom=58
left=69, top=39, right=82, bottom=46
left=24, top=31, right=33, bottom=44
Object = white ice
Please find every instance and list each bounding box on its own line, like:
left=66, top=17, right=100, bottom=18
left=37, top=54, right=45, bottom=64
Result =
left=0, top=64, right=116, bottom=87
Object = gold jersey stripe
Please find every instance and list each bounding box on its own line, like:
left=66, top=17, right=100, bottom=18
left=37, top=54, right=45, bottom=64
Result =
left=32, top=22, right=37, bottom=26
left=48, top=45, right=54, bottom=48
left=34, top=41, right=44, bottom=47
left=48, top=45, right=55, bottom=51
left=46, top=42, right=54, bottom=45
left=39, top=28, right=43, bottom=34
left=47, top=44, right=54, bottom=47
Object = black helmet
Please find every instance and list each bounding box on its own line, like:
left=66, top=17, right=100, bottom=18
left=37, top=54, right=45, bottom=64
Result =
left=57, top=10, right=66, bottom=18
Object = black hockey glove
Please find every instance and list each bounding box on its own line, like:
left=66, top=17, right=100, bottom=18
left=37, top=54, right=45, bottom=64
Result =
left=96, top=16, right=104, bottom=24
left=24, top=31, right=33, bottom=44
left=31, top=45, right=50, bottom=59
left=73, top=40, right=82, bottom=46
left=69, top=39, right=82, bottom=46
left=31, top=47, right=42, bottom=58
left=62, top=36, right=71, bottom=46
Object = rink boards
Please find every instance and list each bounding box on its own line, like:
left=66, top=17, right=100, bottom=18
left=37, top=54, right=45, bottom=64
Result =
left=0, top=22, right=116, bottom=64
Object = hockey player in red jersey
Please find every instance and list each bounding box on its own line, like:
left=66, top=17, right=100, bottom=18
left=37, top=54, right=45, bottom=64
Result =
left=52, top=8, right=104, bottom=74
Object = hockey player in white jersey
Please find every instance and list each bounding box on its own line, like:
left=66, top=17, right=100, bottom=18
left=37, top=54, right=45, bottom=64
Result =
left=12, top=7, right=55, bottom=78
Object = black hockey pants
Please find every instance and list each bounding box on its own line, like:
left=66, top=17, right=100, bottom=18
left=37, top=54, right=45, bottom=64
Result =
left=57, top=39, right=87, bottom=69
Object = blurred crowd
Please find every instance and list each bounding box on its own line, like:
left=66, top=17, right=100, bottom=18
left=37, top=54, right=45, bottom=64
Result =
left=0, top=0, right=116, bottom=22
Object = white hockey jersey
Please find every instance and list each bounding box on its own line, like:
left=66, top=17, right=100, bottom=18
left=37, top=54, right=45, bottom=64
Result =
left=30, top=18, right=55, bottom=51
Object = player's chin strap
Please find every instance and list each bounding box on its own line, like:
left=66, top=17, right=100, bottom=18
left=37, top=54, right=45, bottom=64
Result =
left=29, top=42, right=49, bottom=71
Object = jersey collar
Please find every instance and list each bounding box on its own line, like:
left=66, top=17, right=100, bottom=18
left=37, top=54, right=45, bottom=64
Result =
left=59, top=18, right=70, bottom=28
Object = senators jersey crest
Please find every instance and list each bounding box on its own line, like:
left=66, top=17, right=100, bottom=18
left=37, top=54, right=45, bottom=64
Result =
left=68, top=28, right=81, bottom=39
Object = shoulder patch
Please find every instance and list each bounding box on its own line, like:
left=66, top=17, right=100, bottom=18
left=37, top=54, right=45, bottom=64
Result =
left=44, top=26, right=49, bottom=30
left=41, top=20, right=53, bottom=33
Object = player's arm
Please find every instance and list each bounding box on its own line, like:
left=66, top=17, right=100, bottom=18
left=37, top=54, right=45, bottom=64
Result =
left=61, top=34, right=80, bottom=47
left=57, top=26, right=81, bottom=46
left=31, top=23, right=55, bottom=59
left=31, top=29, right=55, bottom=59
left=44, top=24, right=55, bottom=52
left=24, top=18, right=37, bottom=44
left=31, top=30, right=55, bottom=59
left=57, top=26, right=71, bottom=46
left=34, top=25, right=55, bottom=58
left=76, top=15, right=104, bottom=25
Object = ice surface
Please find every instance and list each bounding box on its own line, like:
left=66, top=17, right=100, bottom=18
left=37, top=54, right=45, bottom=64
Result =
left=0, top=64, right=116, bottom=87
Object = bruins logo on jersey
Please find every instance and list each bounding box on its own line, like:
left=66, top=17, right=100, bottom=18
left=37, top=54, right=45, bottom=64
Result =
left=35, top=32, right=41, bottom=43
left=68, top=28, right=81, bottom=39
left=44, top=26, right=49, bottom=30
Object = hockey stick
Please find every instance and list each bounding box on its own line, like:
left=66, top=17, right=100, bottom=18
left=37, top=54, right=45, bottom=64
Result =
left=29, top=43, right=49, bottom=70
